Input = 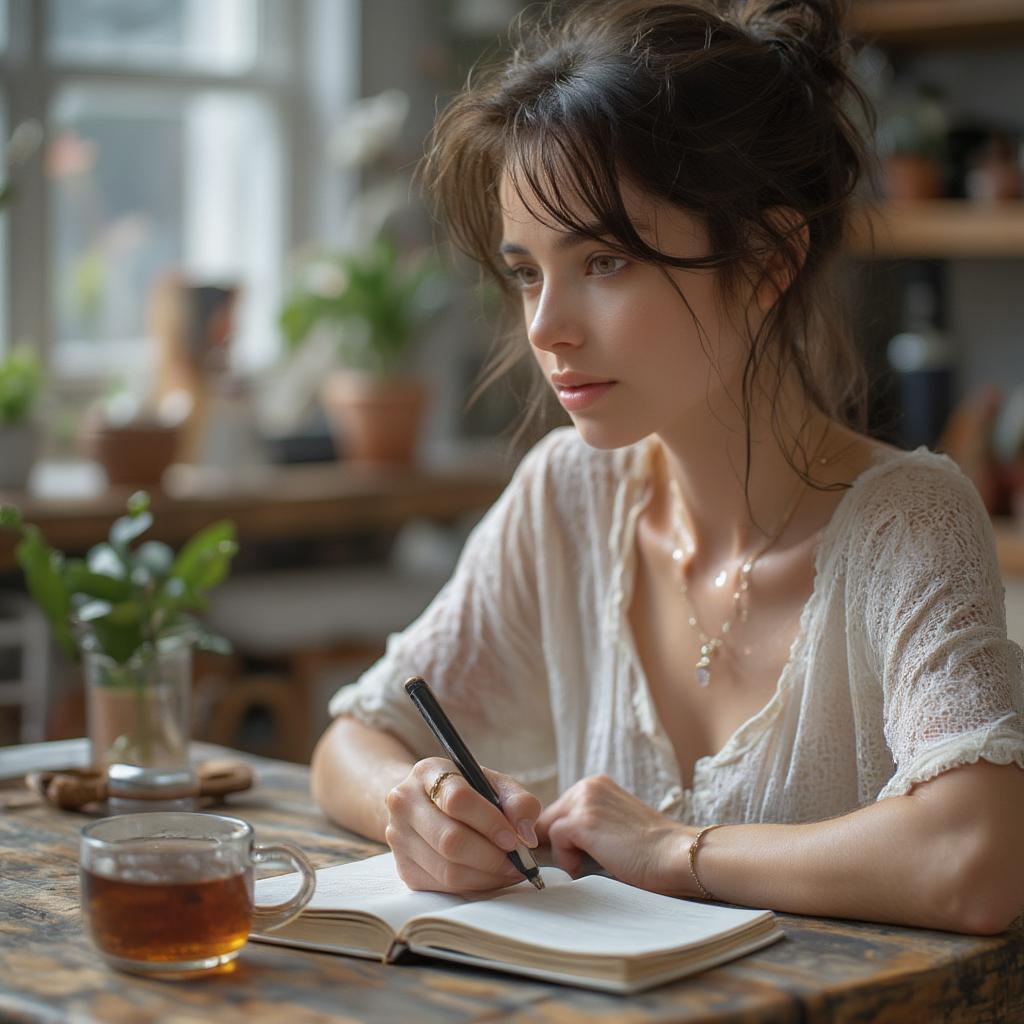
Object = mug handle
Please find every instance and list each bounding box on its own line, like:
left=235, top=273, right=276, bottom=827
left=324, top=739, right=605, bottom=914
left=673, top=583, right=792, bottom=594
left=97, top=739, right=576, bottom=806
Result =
left=250, top=842, right=317, bottom=932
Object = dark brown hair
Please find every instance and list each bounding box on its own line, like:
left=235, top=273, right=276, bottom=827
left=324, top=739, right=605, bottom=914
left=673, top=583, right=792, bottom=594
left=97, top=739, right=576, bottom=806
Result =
left=422, top=0, right=874, bottom=480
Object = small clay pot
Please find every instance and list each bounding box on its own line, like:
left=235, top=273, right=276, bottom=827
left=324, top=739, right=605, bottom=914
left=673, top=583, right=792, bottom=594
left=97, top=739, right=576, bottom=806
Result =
left=882, top=154, right=943, bottom=202
left=89, top=421, right=180, bottom=488
left=320, top=371, right=429, bottom=466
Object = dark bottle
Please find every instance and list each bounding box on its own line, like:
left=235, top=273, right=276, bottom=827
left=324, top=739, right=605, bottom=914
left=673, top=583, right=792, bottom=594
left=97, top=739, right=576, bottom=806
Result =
left=887, top=265, right=955, bottom=450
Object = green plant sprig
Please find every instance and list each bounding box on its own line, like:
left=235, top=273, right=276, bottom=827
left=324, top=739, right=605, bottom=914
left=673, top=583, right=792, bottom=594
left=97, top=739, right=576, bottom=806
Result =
left=0, top=492, right=238, bottom=665
left=0, top=346, right=42, bottom=425
left=279, top=236, right=449, bottom=377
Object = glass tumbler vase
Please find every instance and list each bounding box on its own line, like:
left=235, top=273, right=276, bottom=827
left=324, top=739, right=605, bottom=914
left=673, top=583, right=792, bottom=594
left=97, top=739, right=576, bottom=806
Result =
left=84, top=636, right=196, bottom=810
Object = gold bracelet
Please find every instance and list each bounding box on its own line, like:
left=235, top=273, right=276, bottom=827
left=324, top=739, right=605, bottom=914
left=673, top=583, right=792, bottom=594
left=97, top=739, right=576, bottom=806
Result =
left=687, top=823, right=723, bottom=900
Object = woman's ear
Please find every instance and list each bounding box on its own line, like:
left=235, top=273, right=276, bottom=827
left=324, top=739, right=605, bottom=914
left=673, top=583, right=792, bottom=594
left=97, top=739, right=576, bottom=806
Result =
left=755, top=206, right=809, bottom=310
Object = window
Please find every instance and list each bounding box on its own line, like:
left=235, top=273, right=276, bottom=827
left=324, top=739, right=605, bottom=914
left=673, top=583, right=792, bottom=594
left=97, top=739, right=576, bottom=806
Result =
left=1, top=0, right=307, bottom=386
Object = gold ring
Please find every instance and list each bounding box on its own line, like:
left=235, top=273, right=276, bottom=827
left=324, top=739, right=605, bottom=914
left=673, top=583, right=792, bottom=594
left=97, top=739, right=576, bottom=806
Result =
left=428, top=770, right=459, bottom=806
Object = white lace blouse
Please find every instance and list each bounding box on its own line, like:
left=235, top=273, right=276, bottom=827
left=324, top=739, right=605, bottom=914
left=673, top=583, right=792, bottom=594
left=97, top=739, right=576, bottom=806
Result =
left=329, top=428, right=1024, bottom=825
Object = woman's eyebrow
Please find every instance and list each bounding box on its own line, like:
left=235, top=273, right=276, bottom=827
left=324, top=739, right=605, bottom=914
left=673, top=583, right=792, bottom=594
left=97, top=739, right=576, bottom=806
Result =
left=499, top=221, right=640, bottom=257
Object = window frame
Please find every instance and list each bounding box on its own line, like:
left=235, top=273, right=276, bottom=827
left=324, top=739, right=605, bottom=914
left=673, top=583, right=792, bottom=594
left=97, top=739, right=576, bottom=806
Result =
left=0, top=0, right=335, bottom=393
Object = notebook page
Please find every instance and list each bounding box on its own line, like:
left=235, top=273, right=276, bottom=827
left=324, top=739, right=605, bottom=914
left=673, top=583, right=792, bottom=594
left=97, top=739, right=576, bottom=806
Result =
left=413, top=873, right=771, bottom=956
left=254, top=852, right=574, bottom=935
left=255, top=853, right=465, bottom=932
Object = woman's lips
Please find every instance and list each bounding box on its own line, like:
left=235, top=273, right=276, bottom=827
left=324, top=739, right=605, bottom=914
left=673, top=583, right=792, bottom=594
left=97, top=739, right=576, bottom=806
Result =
left=554, top=381, right=617, bottom=411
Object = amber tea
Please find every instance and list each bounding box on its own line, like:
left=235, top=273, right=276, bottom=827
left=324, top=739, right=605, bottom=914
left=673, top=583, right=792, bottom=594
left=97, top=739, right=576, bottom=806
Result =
left=79, top=812, right=316, bottom=976
left=81, top=858, right=252, bottom=962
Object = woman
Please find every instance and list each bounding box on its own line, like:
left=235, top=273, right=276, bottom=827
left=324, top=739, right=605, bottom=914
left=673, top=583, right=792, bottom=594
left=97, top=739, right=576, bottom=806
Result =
left=311, top=0, right=1024, bottom=933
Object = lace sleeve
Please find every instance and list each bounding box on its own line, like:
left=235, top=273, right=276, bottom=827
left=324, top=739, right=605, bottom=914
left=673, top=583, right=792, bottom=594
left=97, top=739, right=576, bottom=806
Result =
left=327, top=437, right=558, bottom=788
left=858, top=457, right=1024, bottom=799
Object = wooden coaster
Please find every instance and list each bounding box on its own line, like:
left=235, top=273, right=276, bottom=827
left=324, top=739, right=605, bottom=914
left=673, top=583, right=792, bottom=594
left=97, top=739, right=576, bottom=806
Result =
left=23, top=760, right=255, bottom=812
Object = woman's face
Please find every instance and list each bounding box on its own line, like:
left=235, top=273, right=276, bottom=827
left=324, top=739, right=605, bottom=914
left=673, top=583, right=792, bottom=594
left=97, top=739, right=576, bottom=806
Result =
left=498, top=172, right=754, bottom=451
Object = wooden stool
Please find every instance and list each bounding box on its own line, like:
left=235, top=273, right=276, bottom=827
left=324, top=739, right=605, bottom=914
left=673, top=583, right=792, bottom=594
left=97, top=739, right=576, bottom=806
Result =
left=200, top=566, right=447, bottom=761
left=197, top=642, right=384, bottom=763
left=201, top=672, right=314, bottom=765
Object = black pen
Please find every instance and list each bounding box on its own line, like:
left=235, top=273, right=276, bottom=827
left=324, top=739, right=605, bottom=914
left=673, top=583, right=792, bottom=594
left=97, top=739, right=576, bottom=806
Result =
left=404, top=676, right=545, bottom=891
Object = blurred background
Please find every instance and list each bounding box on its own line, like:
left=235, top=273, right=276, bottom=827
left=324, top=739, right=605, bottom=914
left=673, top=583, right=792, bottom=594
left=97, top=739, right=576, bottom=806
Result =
left=0, top=0, right=1023, bottom=762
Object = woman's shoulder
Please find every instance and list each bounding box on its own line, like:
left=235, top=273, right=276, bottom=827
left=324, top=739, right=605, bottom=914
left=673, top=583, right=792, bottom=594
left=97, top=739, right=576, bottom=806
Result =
left=833, top=443, right=992, bottom=558
left=852, top=444, right=983, bottom=512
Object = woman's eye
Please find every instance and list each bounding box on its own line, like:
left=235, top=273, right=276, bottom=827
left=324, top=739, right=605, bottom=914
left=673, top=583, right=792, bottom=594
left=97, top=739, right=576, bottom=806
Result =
left=505, top=264, right=541, bottom=290
left=589, top=254, right=627, bottom=276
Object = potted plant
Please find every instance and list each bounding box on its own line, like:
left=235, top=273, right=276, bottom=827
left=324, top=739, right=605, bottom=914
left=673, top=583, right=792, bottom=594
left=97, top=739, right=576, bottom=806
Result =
left=272, top=89, right=448, bottom=465
left=876, top=87, right=949, bottom=202
left=0, top=493, right=237, bottom=797
left=280, top=236, right=447, bottom=464
left=80, top=383, right=185, bottom=488
left=0, top=346, right=43, bottom=490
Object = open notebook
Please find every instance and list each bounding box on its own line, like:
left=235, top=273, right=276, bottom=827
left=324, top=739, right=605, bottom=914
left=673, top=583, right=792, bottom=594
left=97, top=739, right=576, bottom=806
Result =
left=252, top=853, right=783, bottom=994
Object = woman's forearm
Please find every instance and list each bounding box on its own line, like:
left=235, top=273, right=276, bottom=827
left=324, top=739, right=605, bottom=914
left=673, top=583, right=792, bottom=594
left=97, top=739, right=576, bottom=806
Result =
left=310, top=715, right=416, bottom=841
left=696, top=761, right=1024, bottom=934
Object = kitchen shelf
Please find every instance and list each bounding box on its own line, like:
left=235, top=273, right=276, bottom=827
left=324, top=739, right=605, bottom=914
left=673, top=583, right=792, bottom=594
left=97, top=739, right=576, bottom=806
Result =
left=849, top=0, right=1024, bottom=46
left=846, top=201, right=1024, bottom=259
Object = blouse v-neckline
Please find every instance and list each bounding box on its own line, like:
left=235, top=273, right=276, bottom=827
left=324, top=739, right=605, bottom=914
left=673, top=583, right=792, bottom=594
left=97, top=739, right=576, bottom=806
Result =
left=613, top=439, right=904, bottom=813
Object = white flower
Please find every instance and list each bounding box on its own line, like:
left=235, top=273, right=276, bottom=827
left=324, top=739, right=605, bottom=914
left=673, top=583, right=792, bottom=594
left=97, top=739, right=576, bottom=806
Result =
left=304, top=261, right=349, bottom=299
left=328, top=89, right=410, bottom=169
left=5, top=120, right=43, bottom=167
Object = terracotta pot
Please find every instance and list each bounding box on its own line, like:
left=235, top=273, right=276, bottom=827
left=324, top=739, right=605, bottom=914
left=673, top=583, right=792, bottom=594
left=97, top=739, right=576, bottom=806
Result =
left=881, top=154, right=943, bottom=202
left=319, top=371, right=428, bottom=466
left=0, top=422, right=39, bottom=490
left=88, top=421, right=180, bottom=487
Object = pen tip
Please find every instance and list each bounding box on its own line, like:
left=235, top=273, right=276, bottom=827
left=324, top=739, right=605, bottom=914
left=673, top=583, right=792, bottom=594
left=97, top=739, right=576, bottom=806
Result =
left=530, top=873, right=545, bottom=891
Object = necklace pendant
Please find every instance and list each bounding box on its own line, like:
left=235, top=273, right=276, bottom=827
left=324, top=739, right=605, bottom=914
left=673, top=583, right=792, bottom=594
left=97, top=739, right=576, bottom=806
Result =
left=695, top=653, right=712, bottom=687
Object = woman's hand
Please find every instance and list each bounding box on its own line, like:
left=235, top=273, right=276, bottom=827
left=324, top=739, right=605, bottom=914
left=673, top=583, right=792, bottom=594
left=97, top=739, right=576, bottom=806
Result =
left=384, top=757, right=542, bottom=894
left=535, top=774, right=695, bottom=895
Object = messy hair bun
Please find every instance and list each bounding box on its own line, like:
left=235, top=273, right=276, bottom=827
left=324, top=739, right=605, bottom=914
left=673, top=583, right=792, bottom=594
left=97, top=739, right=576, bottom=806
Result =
left=424, top=0, right=874, bottom=477
left=734, top=0, right=850, bottom=94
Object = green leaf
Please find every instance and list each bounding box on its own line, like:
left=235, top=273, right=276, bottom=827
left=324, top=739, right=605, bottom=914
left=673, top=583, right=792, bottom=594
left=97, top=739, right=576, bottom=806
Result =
left=63, top=560, right=133, bottom=601
left=86, top=543, right=127, bottom=580
left=105, top=601, right=143, bottom=627
left=14, top=527, right=76, bottom=658
left=76, top=599, right=113, bottom=622
left=109, top=510, right=153, bottom=550
left=0, top=504, right=23, bottom=530
left=169, top=521, right=237, bottom=593
left=132, top=540, right=174, bottom=578
left=89, top=620, right=145, bottom=665
left=151, top=577, right=207, bottom=623
left=126, top=491, right=151, bottom=516
left=0, top=346, right=42, bottom=424
left=130, top=564, right=153, bottom=588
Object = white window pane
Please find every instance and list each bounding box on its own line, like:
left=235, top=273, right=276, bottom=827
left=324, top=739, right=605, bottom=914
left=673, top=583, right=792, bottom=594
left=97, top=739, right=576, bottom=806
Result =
left=49, top=85, right=282, bottom=379
left=48, top=0, right=259, bottom=74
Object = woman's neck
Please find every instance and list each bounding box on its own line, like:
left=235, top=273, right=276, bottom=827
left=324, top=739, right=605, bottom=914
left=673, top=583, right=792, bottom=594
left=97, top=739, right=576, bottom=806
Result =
left=650, top=382, right=836, bottom=571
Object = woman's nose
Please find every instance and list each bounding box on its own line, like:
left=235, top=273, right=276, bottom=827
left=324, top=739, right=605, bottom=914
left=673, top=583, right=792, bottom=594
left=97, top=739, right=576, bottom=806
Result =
left=527, top=285, right=584, bottom=352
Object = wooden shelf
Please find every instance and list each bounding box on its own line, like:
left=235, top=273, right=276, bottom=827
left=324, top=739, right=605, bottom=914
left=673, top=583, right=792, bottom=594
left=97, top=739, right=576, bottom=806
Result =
left=846, top=201, right=1024, bottom=259
left=849, top=0, right=1024, bottom=46
left=0, top=461, right=508, bottom=574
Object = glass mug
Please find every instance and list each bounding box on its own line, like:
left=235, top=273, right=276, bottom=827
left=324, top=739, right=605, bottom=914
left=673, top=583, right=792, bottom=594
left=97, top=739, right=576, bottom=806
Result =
left=80, top=812, right=316, bottom=976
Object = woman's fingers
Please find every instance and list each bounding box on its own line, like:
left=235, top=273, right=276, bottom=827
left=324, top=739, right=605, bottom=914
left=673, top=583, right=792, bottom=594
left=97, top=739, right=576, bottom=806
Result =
left=546, top=816, right=585, bottom=878
left=422, top=763, right=541, bottom=852
left=484, top=767, right=542, bottom=846
left=388, top=816, right=521, bottom=892
left=412, top=786, right=518, bottom=876
left=385, top=759, right=542, bottom=892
